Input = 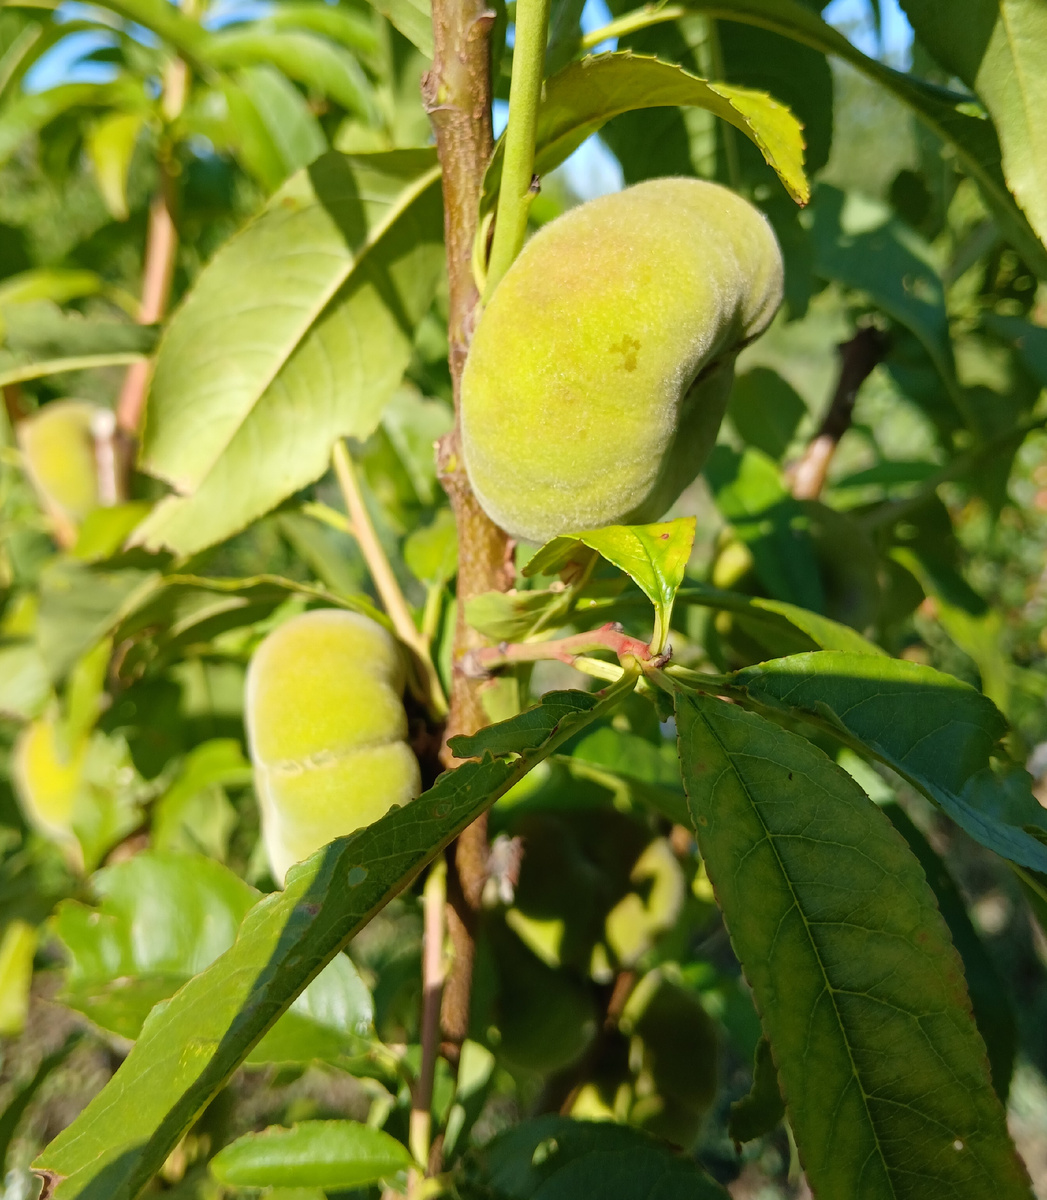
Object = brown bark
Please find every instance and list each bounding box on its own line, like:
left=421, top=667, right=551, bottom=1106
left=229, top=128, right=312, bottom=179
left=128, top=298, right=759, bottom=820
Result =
left=422, top=0, right=513, bottom=1135
left=789, top=326, right=889, bottom=501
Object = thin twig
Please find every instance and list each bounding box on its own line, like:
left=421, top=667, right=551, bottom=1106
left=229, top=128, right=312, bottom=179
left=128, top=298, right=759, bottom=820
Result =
left=461, top=622, right=657, bottom=678
left=483, top=0, right=553, bottom=299
left=114, top=45, right=190, bottom=460
left=410, top=858, right=447, bottom=1181
left=788, top=326, right=889, bottom=500
left=332, top=440, right=448, bottom=718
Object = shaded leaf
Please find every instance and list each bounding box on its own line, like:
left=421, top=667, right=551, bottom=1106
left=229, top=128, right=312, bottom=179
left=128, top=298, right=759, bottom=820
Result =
left=728, top=1036, right=784, bottom=1146
left=732, top=650, right=1047, bottom=872
left=882, top=802, right=1016, bottom=1101
left=463, top=1114, right=729, bottom=1198
left=675, top=691, right=1031, bottom=1199
left=704, top=445, right=824, bottom=613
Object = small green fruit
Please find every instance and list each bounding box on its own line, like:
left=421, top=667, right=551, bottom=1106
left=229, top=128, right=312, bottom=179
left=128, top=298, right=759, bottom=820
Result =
left=245, top=609, right=421, bottom=885
left=462, top=178, right=783, bottom=542
left=12, top=711, right=85, bottom=853
left=17, top=400, right=108, bottom=536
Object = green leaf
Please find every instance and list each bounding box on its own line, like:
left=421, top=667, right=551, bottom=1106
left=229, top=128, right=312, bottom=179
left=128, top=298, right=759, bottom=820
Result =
left=79, top=0, right=207, bottom=60
left=209, top=1121, right=413, bottom=1189
left=676, top=583, right=887, bottom=656
left=463, top=1114, right=730, bottom=1198
left=403, top=506, right=457, bottom=586
left=34, top=683, right=628, bottom=1200
left=203, top=31, right=375, bottom=121
left=0, top=1032, right=81, bottom=1174
left=525, top=519, right=695, bottom=654
left=810, top=187, right=965, bottom=419
left=727, top=368, right=806, bottom=462
left=218, top=68, right=327, bottom=193
left=367, top=0, right=432, bottom=57
left=485, top=51, right=807, bottom=210
left=731, top=650, right=1047, bottom=872
left=675, top=691, right=1032, bottom=1199
left=0, top=643, right=50, bottom=720
left=150, top=740, right=250, bottom=860
left=0, top=300, right=157, bottom=387
left=728, top=1036, right=784, bottom=1146
left=882, top=802, right=1016, bottom=1101
left=51, top=851, right=375, bottom=1061
left=704, top=445, right=824, bottom=613
left=85, top=111, right=144, bottom=222
left=671, top=0, right=1047, bottom=276
left=450, top=688, right=605, bottom=757
left=37, top=560, right=161, bottom=680
left=252, top=5, right=381, bottom=60
left=898, top=0, right=1047, bottom=250
left=0, top=81, right=131, bottom=169
left=0, top=269, right=102, bottom=308
left=135, top=150, right=443, bottom=555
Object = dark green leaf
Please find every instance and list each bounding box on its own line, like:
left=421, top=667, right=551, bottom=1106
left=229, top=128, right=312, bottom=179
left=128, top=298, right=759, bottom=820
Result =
left=675, top=691, right=1031, bottom=1199
left=728, top=1036, right=784, bottom=1146
left=727, top=368, right=806, bottom=462
left=882, top=802, right=1016, bottom=1101
left=463, top=1114, right=729, bottom=1198
left=731, top=651, right=1047, bottom=872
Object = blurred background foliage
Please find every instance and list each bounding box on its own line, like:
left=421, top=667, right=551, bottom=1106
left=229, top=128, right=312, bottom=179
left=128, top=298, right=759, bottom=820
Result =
left=0, top=0, right=1046, bottom=1196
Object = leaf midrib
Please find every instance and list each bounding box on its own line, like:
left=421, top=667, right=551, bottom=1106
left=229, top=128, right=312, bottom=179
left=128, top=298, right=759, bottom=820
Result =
left=153, top=161, right=441, bottom=493
left=697, top=707, right=894, bottom=1193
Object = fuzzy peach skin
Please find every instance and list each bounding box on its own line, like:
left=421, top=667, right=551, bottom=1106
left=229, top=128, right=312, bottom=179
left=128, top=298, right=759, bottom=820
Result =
left=245, top=609, right=421, bottom=885
left=461, top=178, right=784, bottom=543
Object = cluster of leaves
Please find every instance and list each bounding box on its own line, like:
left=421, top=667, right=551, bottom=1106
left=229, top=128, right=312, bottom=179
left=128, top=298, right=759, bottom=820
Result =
left=0, top=0, right=1045, bottom=1198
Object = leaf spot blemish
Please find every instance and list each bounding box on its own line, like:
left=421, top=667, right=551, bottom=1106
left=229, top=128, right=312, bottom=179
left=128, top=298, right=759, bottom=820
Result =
left=608, top=334, right=640, bottom=372
left=431, top=801, right=452, bottom=818
left=788, top=772, right=793, bottom=781
left=347, top=866, right=368, bottom=886
left=953, top=1139, right=964, bottom=1151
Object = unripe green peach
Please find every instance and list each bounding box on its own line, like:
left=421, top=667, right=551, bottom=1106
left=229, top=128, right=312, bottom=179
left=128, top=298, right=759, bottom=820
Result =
left=461, top=178, right=783, bottom=542
left=17, top=400, right=108, bottom=536
left=245, top=609, right=421, bottom=885
left=12, top=711, right=86, bottom=866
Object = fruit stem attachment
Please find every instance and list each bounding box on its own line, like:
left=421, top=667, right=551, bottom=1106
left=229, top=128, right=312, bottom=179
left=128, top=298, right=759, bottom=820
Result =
left=461, top=621, right=660, bottom=677
left=483, top=0, right=553, bottom=300
left=332, top=439, right=448, bottom=718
